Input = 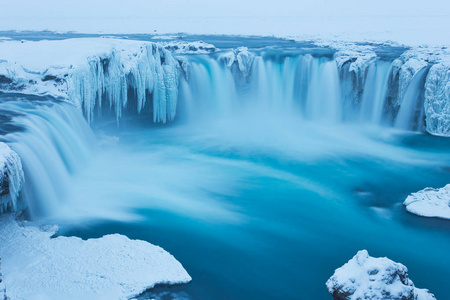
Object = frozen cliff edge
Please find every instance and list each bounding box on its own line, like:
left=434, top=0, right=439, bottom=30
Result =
left=326, top=250, right=436, bottom=300
left=0, top=214, right=191, bottom=300
left=0, top=143, right=24, bottom=214
left=0, top=38, right=186, bottom=124
left=403, top=184, right=450, bottom=220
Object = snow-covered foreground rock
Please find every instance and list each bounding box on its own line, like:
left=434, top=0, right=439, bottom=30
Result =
left=0, top=214, right=191, bottom=300
left=326, top=250, right=436, bottom=300
left=0, top=143, right=24, bottom=214
left=403, top=185, right=450, bottom=220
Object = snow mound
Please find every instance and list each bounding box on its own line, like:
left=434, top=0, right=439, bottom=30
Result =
left=0, top=142, right=24, bottom=213
left=0, top=214, right=191, bottom=300
left=403, top=184, right=450, bottom=220
left=326, top=250, right=436, bottom=300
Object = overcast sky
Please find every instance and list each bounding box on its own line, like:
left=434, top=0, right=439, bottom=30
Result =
left=2, top=0, right=449, bottom=18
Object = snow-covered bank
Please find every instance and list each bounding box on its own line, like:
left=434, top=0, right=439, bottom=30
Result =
left=0, top=259, right=6, bottom=300
left=0, top=214, right=191, bottom=300
left=0, top=0, right=449, bottom=47
left=403, top=185, right=450, bottom=220
left=0, top=143, right=24, bottom=214
left=326, top=250, right=436, bottom=300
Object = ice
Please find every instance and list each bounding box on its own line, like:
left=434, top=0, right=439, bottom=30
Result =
left=160, top=41, right=216, bottom=54
left=0, top=214, right=191, bottom=300
left=403, top=184, right=450, bottom=220
left=326, top=250, right=436, bottom=300
left=424, top=63, right=450, bottom=135
left=69, top=43, right=179, bottom=123
left=0, top=38, right=181, bottom=124
left=0, top=143, right=24, bottom=213
left=220, top=47, right=255, bottom=79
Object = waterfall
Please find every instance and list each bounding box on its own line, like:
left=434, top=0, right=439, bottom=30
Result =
left=395, top=67, right=430, bottom=130
left=0, top=43, right=443, bottom=217
left=359, top=60, right=392, bottom=124
left=0, top=93, right=94, bottom=218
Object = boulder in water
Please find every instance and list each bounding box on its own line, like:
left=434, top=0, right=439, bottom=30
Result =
left=326, top=250, right=436, bottom=300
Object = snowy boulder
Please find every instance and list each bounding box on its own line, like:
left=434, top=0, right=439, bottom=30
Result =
left=326, top=250, right=436, bottom=300
left=0, top=143, right=24, bottom=213
left=0, top=214, right=191, bottom=300
left=403, top=184, right=450, bottom=219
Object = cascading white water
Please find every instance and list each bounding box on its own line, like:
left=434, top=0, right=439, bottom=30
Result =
left=359, top=60, right=392, bottom=124
left=0, top=95, right=94, bottom=217
left=172, top=51, right=431, bottom=131
left=395, top=67, right=429, bottom=130
left=178, top=54, right=345, bottom=123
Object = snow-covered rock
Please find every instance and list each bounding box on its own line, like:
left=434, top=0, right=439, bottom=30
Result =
left=326, top=250, right=436, bottom=300
left=220, top=47, right=255, bottom=79
left=0, top=143, right=24, bottom=214
left=0, top=214, right=191, bottom=300
left=403, top=184, right=450, bottom=220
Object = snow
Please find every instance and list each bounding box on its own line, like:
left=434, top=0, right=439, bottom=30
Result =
left=326, top=250, right=436, bottom=300
left=0, top=143, right=24, bottom=213
left=0, top=214, right=191, bottom=300
left=160, top=41, right=216, bottom=54
left=0, top=1, right=450, bottom=47
left=403, top=184, right=450, bottom=219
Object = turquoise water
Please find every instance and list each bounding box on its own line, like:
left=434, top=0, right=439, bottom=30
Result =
left=55, top=117, right=450, bottom=300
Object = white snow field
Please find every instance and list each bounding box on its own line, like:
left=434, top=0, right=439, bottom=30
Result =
left=326, top=250, right=436, bottom=300
left=404, top=185, right=450, bottom=220
left=0, top=214, right=191, bottom=300
left=1, top=0, right=450, bottom=46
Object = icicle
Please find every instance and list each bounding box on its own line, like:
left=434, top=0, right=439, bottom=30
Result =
left=0, top=142, right=24, bottom=213
left=68, top=43, right=180, bottom=125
